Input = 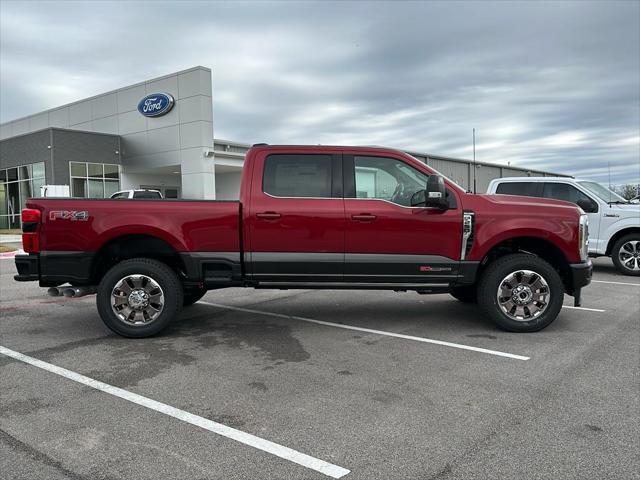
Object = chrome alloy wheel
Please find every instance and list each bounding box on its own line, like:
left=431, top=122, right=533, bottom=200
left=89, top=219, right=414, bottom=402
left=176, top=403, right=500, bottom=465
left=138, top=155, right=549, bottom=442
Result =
left=496, top=269, right=550, bottom=321
left=618, top=240, right=640, bottom=272
left=111, top=274, right=164, bottom=325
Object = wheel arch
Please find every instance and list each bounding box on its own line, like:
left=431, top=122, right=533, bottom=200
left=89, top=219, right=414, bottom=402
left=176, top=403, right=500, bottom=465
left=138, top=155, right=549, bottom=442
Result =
left=90, top=234, right=186, bottom=284
left=605, top=227, right=640, bottom=256
left=477, top=236, right=572, bottom=292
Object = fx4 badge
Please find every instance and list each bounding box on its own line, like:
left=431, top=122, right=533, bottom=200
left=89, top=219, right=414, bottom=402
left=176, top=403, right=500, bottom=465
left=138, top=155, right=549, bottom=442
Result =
left=49, top=210, right=89, bottom=221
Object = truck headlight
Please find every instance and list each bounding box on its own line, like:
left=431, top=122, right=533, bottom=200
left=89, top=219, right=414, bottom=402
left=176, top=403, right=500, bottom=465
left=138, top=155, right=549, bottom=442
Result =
left=579, top=214, right=589, bottom=261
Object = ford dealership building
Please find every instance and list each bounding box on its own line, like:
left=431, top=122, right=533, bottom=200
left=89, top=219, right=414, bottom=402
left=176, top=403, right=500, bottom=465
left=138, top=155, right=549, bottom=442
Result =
left=0, top=66, right=566, bottom=229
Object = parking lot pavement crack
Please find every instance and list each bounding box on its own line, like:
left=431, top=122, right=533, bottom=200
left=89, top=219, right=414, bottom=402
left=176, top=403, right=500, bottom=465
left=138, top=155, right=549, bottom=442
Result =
left=0, top=428, right=91, bottom=480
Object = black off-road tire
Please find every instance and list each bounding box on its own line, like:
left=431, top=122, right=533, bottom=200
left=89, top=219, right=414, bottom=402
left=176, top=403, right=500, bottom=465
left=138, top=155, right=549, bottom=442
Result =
left=477, top=253, right=564, bottom=332
left=183, top=288, right=207, bottom=306
left=96, top=258, right=183, bottom=338
left=611, top=233, right=640, bottom=276
left=449, top=285, right=477, bottom=303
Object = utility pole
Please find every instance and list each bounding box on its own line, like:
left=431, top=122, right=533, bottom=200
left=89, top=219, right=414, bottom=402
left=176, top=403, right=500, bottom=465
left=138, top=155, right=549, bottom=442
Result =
left=473, top=128, right=477, bottom=194
left=608, top=162, right=612, bottom=201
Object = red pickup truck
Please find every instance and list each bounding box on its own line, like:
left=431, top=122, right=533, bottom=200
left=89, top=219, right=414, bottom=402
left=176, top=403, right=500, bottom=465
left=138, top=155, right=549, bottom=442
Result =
left=15, top=145, right=592, bottom=337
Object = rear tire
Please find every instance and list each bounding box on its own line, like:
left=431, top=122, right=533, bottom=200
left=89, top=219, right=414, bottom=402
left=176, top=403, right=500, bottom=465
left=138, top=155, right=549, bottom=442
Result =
left=183, top=288, right=207, bottom=306
left=96, top=258, right=183, bottom=338
left=477, top=254, right=563, bottom=332
left=450, top=285, right=477, bottom=303
left=611, top=234, right=640, bottom=276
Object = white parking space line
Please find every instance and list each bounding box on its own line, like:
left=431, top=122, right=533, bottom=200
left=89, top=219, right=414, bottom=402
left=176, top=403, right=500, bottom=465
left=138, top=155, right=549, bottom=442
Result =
left=592, top=279, right=640, bottom=287
left=199, top=301, right=530, bottom=361
left=562, top=305, right=606, bottom=313
left=0, top=345, right=350, bottom=479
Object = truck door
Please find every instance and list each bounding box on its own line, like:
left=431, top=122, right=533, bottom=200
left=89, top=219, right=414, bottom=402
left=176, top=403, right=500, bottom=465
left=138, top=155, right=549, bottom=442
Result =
left=246, top=151, right=344, bottom=283
left=343, top=154, right=462, bottom=284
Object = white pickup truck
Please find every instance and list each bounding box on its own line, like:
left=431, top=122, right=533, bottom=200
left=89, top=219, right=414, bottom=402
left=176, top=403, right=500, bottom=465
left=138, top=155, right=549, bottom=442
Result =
left=487, top=177, right=640, bottom=276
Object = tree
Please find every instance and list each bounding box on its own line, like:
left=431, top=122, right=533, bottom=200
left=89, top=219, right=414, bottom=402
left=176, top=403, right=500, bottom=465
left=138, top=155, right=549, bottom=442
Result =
left=617, top=184, right=639, bottom=200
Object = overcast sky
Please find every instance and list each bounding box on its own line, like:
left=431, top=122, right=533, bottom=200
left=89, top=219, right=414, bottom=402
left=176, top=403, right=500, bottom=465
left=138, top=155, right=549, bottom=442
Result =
left=1, top=0, right=639, bottom=184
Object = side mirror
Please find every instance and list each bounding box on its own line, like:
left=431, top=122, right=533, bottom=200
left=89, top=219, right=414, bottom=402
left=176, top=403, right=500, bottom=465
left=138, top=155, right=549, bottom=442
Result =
left=426, top=175, right=448, bottom=209
left=577, top=198, right=597, bottom=213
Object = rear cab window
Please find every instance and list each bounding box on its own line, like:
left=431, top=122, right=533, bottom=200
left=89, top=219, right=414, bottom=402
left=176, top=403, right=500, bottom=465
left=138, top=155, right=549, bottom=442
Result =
left=133, top=191, right=162, bottom=199
left=263, top=154, right=334, bottom=198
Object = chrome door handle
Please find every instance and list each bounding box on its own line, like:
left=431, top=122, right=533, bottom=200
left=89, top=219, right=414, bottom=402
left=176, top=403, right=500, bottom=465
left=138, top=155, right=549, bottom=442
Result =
left=351, top=214, right=377, bottom=222
left=256, top=212, right=282, bottom=220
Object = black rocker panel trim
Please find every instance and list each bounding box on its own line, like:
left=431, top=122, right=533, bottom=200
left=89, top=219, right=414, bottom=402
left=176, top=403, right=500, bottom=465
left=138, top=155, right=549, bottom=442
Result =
left=248, top=252, right=480, bottom=285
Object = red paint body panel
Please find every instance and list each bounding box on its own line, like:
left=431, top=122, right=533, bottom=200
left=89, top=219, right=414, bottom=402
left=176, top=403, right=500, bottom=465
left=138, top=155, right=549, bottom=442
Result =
left=344, top=199, right=462, bottom=257
left=461, top=194, right=583, bottom=263
left=27, top=199, right=240, bottom=253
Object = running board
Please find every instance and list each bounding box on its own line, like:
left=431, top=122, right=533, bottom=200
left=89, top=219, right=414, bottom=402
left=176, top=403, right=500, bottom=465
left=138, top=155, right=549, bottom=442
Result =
left=254, top=282, right=451, bottom=292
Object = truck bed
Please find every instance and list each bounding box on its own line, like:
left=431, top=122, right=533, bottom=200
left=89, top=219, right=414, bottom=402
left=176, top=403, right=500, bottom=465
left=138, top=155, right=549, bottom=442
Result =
left=26, top=198, right=241, bottom=253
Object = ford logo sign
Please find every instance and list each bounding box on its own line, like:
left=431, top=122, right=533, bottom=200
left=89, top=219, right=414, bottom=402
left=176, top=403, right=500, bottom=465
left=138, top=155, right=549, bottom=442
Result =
left=137, top=93, right=175, bottom=117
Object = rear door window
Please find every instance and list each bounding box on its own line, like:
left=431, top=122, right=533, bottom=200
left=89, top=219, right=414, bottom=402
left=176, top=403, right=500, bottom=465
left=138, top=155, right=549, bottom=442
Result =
left=542, top=183, right=592, bottom=204
left=542, top=182, right=598, bottom=213
left=495, top=182, right=541, bottom=197
left=263, top=154, right=333, bottom=198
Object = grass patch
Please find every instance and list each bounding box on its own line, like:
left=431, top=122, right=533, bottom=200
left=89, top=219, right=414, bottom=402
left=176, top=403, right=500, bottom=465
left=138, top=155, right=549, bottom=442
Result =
left=0, top=245, right=17, bottom=253
left=0, top=229, right=22, bottom=234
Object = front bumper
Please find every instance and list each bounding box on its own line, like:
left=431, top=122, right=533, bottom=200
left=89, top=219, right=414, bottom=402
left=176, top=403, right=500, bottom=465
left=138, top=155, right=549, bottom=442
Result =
left=568, top=259, right=593, bottom=306
left=14, top=253, right=39, bottom=282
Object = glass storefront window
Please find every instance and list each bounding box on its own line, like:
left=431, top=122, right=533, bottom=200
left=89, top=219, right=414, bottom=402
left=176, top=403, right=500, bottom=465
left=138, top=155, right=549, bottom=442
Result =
left=104, top=180, right=120, bottom=197
left=88, top=163, right=103, bottom=178
left=7, top=182, right=19, bottom=217
left=88, top=179, right=104, bottom=198
left=70, top=162, right=87, bottom=177
left=104, top=164, right=119, bottom=179
left=72, top=178, right=86, bottom=197
left=19, top=165, right=32, bottom=180
left=0, top=161, right=50, bottom=227
left=0, top=183, right=6, bottom=215
left=19, top=180, right=32, bottom=207
left=69, top=162, right=119, bottom=198
left=32, top=162, right=45, bottom=179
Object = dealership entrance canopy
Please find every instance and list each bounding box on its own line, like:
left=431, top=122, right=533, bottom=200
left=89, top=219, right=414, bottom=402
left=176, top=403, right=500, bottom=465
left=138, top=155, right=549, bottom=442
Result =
left=0, top=66, right=567, bottom=229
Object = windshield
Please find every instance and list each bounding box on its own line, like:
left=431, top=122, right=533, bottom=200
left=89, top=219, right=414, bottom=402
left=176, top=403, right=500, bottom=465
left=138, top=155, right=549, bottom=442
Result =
left=577, top=181, right=627, bottom=203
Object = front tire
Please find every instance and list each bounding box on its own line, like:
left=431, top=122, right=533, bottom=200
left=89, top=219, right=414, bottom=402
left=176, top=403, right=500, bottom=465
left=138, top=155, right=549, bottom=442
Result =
left=611, top=234, right=640, bottom=276
left=477, top=254, right=563, bottom=332
left=96, top=258, right=183, bottom=338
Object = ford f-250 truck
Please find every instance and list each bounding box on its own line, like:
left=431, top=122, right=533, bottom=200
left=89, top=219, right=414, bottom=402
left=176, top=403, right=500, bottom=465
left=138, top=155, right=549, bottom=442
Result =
left=14, top=145, right=592, bottom=337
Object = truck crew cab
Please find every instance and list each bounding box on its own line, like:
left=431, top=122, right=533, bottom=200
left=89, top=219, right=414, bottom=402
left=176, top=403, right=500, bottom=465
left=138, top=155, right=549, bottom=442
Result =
left=15, top=145, right=592, bottom=337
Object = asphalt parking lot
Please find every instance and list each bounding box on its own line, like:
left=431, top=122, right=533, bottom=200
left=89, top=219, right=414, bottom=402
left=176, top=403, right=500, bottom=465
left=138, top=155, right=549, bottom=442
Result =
left=1, top=257, right=638, bottom=480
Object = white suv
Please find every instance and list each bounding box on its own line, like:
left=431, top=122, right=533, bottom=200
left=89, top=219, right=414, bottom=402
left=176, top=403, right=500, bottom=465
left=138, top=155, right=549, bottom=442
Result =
left=487, top=177, right=640, bottom=276
left=109, top=189, right=163, bottom=200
